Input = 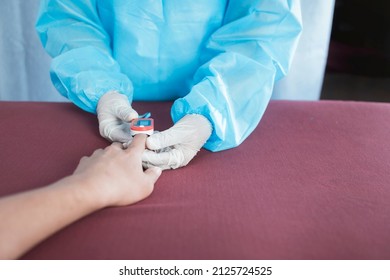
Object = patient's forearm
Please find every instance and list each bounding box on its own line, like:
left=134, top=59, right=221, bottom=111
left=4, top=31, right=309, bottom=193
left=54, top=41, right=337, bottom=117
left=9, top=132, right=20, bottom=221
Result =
left=0, top=176, right=103, bottom=259
left=0, top=137, right=160, bottom=260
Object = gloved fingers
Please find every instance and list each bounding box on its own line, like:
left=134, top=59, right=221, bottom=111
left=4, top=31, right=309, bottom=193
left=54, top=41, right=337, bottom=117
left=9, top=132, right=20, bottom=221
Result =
left=115, top=105, right=138, bottom=122
left=146, top=129, right=181, bottom=151
left=97, top=91, right=138, bottom=121
left=105, top=124, right=133, bottom=143
left=142, top=149, right=181, bottom=168
left=146, top=114, right=212, bottom=151
left=142, top=161, right=171, bottom=171
left=142, top=147, right=197, bottom=169
left=142, top=153, right=169, bottom=170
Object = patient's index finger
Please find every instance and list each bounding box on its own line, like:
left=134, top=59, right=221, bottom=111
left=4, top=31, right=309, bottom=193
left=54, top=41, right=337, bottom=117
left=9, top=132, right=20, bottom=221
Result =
left=127, top=134, right=147, bottom=152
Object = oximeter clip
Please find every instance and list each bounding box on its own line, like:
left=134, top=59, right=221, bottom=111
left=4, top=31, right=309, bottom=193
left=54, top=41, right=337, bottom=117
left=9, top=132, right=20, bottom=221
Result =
left=130, top=112, right=154, bottom=136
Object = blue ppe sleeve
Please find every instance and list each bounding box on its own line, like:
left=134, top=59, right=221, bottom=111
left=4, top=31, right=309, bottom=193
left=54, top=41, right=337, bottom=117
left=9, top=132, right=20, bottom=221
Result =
left=36, top=0, right=133, bottom=113
left=171, top=0, right=302, bottom=152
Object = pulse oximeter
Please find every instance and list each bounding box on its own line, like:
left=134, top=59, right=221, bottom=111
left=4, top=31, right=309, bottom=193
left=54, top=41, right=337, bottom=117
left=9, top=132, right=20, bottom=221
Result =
left=130, top=118, right=154, bottom=136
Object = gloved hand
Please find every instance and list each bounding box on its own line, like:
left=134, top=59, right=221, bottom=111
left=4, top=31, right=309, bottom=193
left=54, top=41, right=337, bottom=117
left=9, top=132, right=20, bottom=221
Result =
left=97, top=91, right=138, bottom=142
left=142, top=114, right=212, bottom=170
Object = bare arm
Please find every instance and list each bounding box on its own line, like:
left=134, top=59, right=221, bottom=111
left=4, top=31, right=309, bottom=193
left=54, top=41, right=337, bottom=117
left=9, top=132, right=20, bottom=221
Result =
left=0, top=135, right=161, bottom=259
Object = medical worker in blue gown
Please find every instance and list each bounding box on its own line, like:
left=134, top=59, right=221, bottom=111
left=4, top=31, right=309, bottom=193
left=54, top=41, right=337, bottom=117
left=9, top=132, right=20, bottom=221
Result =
left=36, top=0, right=302, bottom=170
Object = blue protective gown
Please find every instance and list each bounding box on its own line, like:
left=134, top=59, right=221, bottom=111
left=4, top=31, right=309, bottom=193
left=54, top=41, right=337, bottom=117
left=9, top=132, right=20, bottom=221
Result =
left=36, top=0, right=302, bottom=152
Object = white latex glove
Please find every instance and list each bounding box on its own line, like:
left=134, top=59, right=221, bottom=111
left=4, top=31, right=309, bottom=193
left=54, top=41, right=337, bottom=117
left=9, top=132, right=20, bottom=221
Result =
left=142, top=114, right=212, bottom=170
left=96, top=91, right=138, bottom=142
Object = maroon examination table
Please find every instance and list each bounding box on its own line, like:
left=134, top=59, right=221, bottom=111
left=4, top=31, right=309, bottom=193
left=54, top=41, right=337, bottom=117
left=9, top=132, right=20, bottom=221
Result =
left=0, top=100, right=389, bottom=260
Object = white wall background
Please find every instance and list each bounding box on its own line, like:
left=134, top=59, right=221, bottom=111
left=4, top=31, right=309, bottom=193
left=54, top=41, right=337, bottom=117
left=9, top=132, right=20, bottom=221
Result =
left=0, top=0, right=334, bottom=102
left=0, top=0, right=66, bottom=101
left=273, top=0, right=336, bottom=100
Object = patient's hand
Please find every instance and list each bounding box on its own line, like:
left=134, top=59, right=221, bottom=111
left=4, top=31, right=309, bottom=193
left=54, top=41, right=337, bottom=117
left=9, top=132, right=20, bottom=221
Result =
left=0, top=134, right=161, bottom=259
left=73, top=134, right=162, bottom=207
